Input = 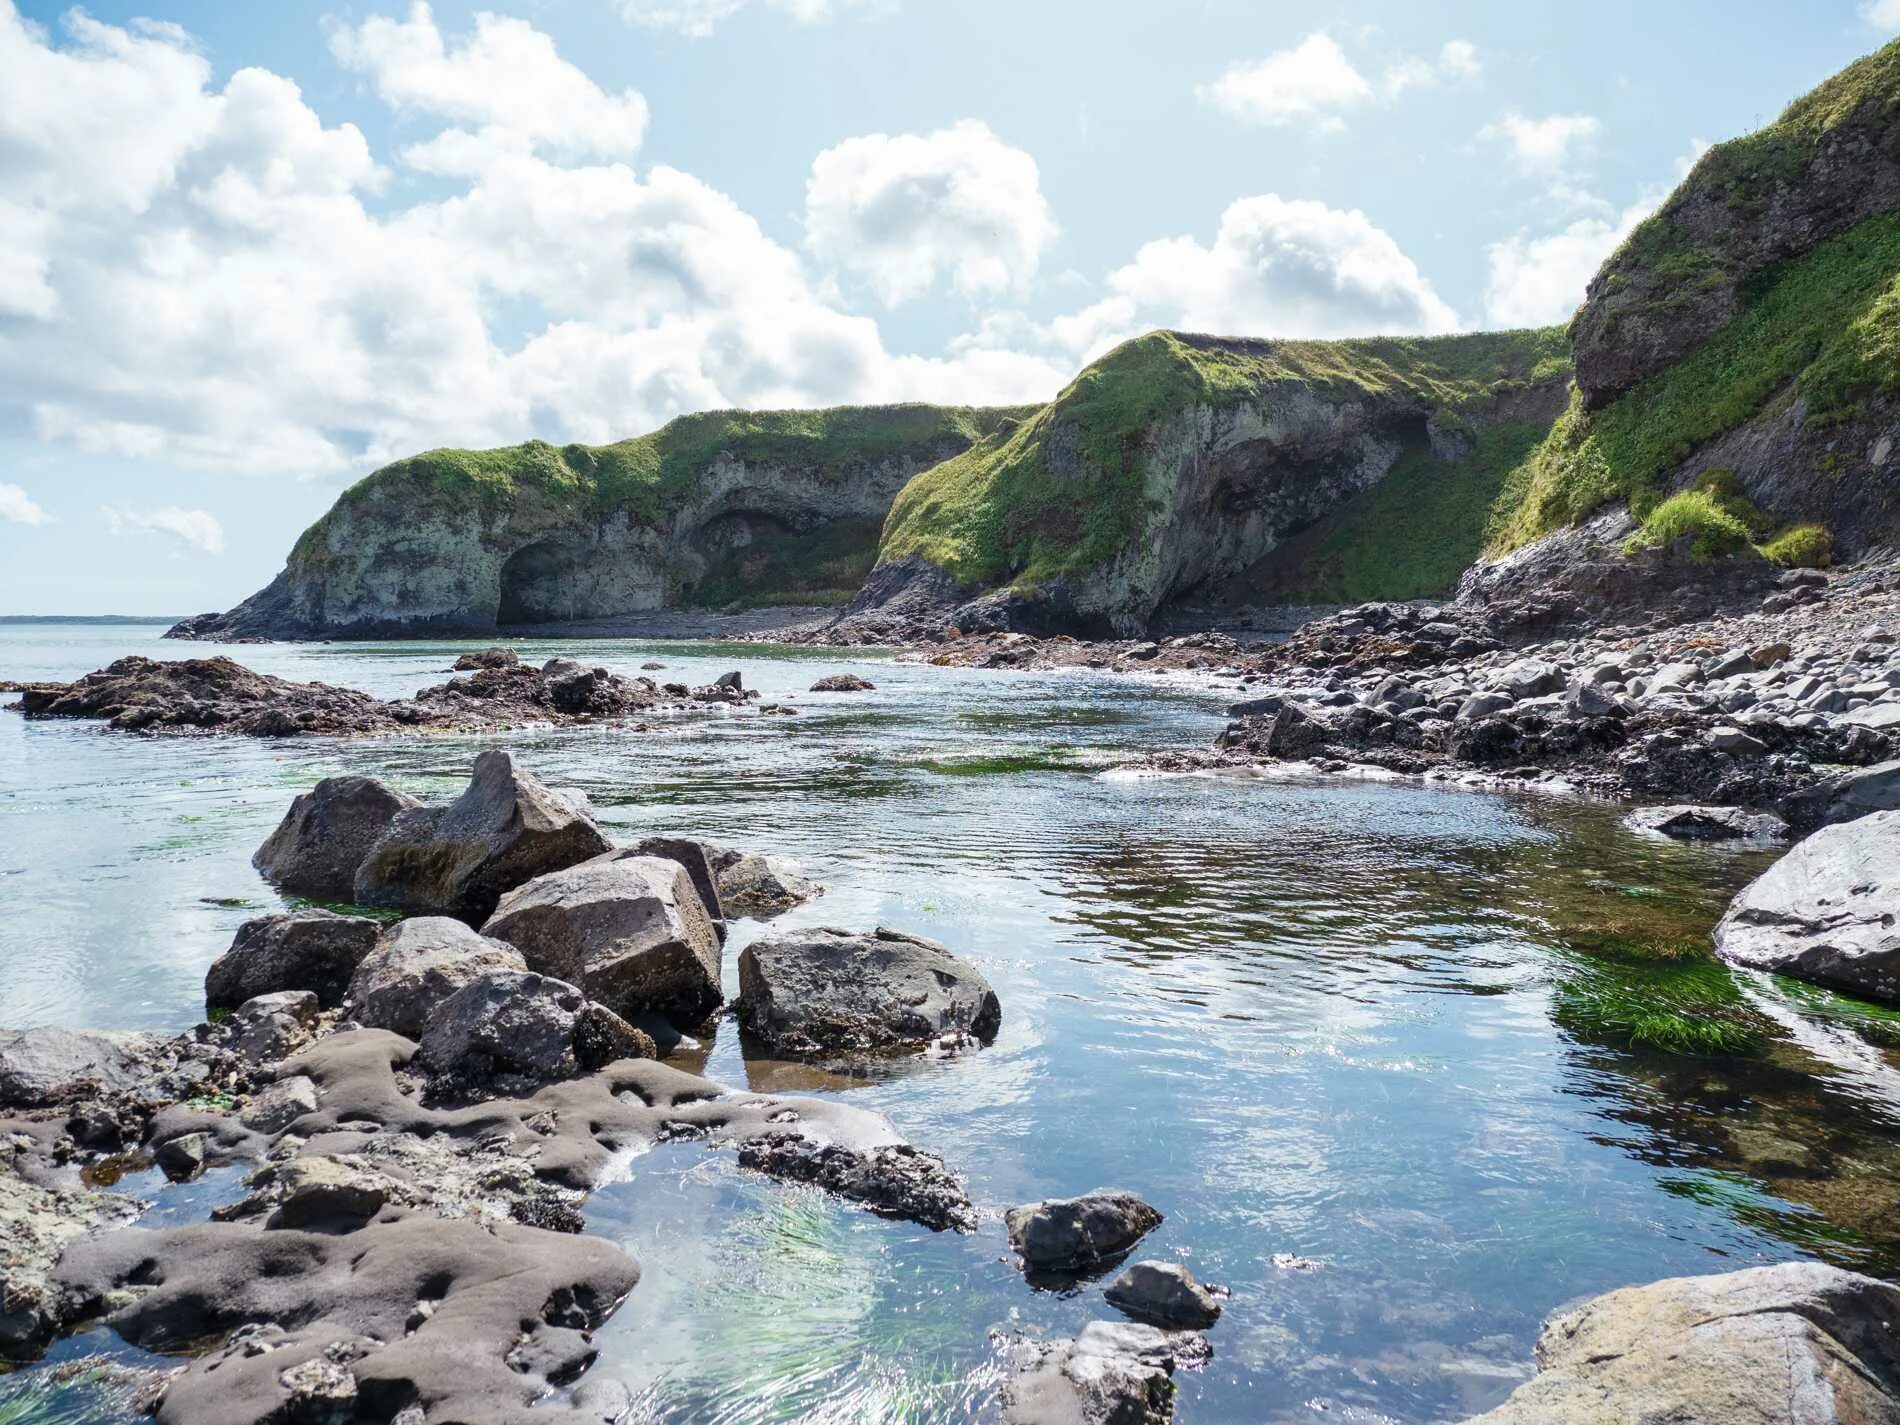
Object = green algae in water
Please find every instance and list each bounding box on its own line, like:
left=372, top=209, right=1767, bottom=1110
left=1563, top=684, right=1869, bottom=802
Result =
left=1554, top=954, right=1782, bottom=1058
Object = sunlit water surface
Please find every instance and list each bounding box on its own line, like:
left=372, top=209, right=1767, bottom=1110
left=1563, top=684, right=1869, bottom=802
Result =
left=4, top=622, right=1900, bottom=1425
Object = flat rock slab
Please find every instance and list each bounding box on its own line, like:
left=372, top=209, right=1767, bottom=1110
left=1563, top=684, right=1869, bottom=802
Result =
left=736, top=926, right=1000, bottom=1057
left=1622, top=804, right=1789, bottom=842
left=1465, top=1262, right=1900, bottom=1424
left=1715, top=809, right=1900, bottom=1004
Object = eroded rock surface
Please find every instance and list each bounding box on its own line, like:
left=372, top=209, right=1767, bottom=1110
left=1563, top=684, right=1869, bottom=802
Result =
left=1002, top=1320, right=1207, bottom=1425
left=1465, top=1262, right=1900, bottom=1424
left=1715, top=809, right=1900, bottom=1004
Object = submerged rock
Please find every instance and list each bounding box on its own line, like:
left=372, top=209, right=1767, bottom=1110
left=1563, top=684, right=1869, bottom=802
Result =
left=344, top=917, right=527, bottom=1039
left=1715, top=810, right=1900, bottom=1004
left=734, top=1133, right=977, bottom=1233
left=1621, top=804, right=1789, bottom=842
left=1002, top=1320, right=1206, bottom=1425
left=1006, top=1189, right=1163, bottom=1277
left=1104, top=1261, right=1224, bottom=1329
left=736, top=926, right=1000, bottom=1057
left=252, top=775, right=421, bottom=901
left=352, top=750, right=612, bottom=922
left=481, top=851, right=723, bottom=1027
left=205, top=910, right=382, bottom=1011
left=1465, top=1262, right=1900, bottom=1424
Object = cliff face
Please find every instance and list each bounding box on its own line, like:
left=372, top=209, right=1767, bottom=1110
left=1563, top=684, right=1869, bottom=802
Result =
left=857, top=330, right=1570, bottom=636
left=173, top=406, right=1024, bottom=640
left=1486, top=39, right=1900, bottom=568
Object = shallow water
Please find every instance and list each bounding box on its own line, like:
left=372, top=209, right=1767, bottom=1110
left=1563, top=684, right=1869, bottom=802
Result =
left=4, top=622, right=1900, bottom=1424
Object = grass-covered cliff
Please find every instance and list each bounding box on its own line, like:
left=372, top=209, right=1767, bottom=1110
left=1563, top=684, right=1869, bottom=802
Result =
left=868, top=327, right=1569, bottom=629
left=1488, top=38, right=1900, bottom=561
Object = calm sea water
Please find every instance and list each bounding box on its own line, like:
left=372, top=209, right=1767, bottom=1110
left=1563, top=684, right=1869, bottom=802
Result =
left=4, top=622, right=1900, bottom=1424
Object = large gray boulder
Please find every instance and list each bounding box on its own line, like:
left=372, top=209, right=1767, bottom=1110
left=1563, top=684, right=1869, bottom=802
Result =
left=352, top=750, right=611, bottom=922
left=631, top=836, right=727, bottom=942
left=1715, top=810, right=1900, bottom=1004
left=1003, top=1320, right=1205, bottom=1425
left=344, top=917, right=526, bottom=1039
left=0, top=1027, right=162, bottom=1109
left=736, top=926, right=1000, bottom=1057
left=481, top=851, right=723, bottom=1027
left=416, top=971, right=594, bottom=1081
left=252, top=775, right=420, bottom=901
left=1464, top=1263, right=1900, bottom=1424
left=205, top=910, right=382, bottom=1010
left=1006, top=1189, right=1163, bottom=1276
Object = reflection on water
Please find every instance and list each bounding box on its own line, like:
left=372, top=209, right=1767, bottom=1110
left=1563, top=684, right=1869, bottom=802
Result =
left=3, top=623, right=1900, bottom=1422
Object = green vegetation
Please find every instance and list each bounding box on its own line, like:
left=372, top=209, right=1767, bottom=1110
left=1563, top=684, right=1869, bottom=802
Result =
left=880, top=327, right=1567, bottom=590
left=1625, top=491, right=1756, bottom=562
left=291, top=404, right=1026, bottom=572
left=689, top=518, right=884, bottom=609
left=1553, top=947, right=1780, bottom=1058
left=1245, top=421, right=1549, bottom=603
left=1492, top=209, right=1900, bottom=550
left=1761, top=522, right=1834, bottom=568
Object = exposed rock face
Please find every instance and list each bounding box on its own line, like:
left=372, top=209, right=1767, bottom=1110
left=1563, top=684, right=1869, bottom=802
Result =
left=1104, top=1261, right=1224, bottom=1329
left=353, top=750, right=612, bottom=922
left=0, top=1173, right=140, bottom=1358
left=205, top=910, right=383, bottom=1011
left=809, top=674, right=876, bottom=691
left=1715, top=809, right=1900, bottom=1004
left=481, top=851, right=723, bottom=1027
left=1002, top=1321, right=1206, bottom=1425
left=345, top=917, right=528, bottom=1039
left=1006, top=1189, right=1164, bottom=1277
left=254, top=776, right=421, bottom=899
left=630, top=836, right=728, bottom=941
left=1465, top=1263, right=1900, bottom=1424
left=736, top=926, right=1001, bottom=1057
left=171, top=406, right=1017, bottom=641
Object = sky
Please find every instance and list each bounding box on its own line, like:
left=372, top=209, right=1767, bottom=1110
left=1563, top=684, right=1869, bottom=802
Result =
left=1, top=1, right=1897, bottom=615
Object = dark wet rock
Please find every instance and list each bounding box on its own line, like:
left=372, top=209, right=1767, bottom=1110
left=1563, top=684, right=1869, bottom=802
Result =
left=345, top=917, right=528, bottom=1039
left=1622, top=804, right=1789, bottom=842
left=1006, top=1189, right=1163, bottom=1276
left=572, top=1003, right=658, bottom=1069
left=154, top=1131, right=209, bottom=1182
left=708, top=847, right=822, bottom=918
left=0, top=1172, right=140, bottom=1358
left=809, top=674, right=876, bottom=692
left=353, top=750, right=612, bottom=922
left=7, top=656, right=402, bottom=736
left=736, top=926, right=1000, bottom=1057
left=55, top=1213, right=639, bottom=1425
left=252, top=775, right=421, bottom=900
left=415, top=971, right=610, bottom=1083
left=734, top=1133, right=977, bottom=1233
left=1465, top=1262, right=1900, bottom=1424
left=205, top=910, right=383, bottom=1011
left=630, top=836, right=728, bottom=942
left=1104, top=1261, right=1224, bottom=1329
left=1002, top=1320, right=1207, bottom=1425
left=1783, top=758, right=1900, bottom=831
left=1715, top=810, right=1900, bottom=1005
left=452, top=646, right=519, bottom=671
left=481, top=851, right=722, bottom=1027
left=0, top=1028, right=164, bottom=1109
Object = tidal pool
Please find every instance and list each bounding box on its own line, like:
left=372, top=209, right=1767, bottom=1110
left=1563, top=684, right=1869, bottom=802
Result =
left=3, top=621, right=1898, bottom=1423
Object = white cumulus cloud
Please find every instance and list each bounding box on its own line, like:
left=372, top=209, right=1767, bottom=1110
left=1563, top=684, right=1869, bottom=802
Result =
left=618, top=0, right=857, bottom=38
left=1198, top=34, right=1372, bottom=130
left=1055, top=195, right=1459, bottom=362
left=1479, top=110, right=1601, bottom=174
left=1383, top=38, right=1482, bottom=96
left=103, top=505, right=226, bottom=555
left=0, top=482, right=51, bottom=525
left=1864, top=0, right=1900, bottom=29
left=804, top=120, right=1058, bottom=306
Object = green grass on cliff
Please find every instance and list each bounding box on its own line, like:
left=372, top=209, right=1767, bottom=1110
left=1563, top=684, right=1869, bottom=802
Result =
left=1489, top=208, right=1900, bottom=551
left=290, top=404, right=1027, bottom=572
left=879, top=327, right=1568, bottom=590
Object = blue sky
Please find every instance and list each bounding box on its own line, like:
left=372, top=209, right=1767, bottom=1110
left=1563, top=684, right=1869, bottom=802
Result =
left=0, top=0, right=1894, bottom=615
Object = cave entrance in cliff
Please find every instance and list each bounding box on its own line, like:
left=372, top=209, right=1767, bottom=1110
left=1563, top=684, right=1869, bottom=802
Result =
left=497, top=540, right=580, bottom=626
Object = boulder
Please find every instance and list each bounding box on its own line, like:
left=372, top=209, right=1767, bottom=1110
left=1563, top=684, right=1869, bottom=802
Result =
left=0, top=1172, right=139, bottom=1355
left=1465, top=1263, right=1900, bottom=1424
left=415, top=971, right=594, bottom=1081
left=0, top=1027, right=161, bottom=1109
left=1003, top=1321, right=1205, bottom=1425
left=631, top=836, right=728, bottom=942
left=224, top=991, right=320, bottom=1062
left=1715, top=811, right=1900, bottom=1004
left=809, top=674, right=876, bottom=692
left=710, top=848, right=822, bottom=918
left=240, top=1075, right=320, bottom=1134
left=1784, top=759, right=1900, bottom=830
left=352, top=750, right=611, bottom=922
left=1622, top=805, right=1789, bottom=842
left=451, top=647, right=518, bottom=671
left=252, top=776, right=421, bottom=901
left=205, top=910, right=382, bottom=1011
left=1006, top=1189, right=1163, bottom=1276
left=1496, top=659, right=1564, bottom=699
left=1104, top=1261, right=1224, bottom=1329
left=344, top=917, right=527, bottom=1039
left=481, top=851, right=723, bottom=1027
left=736, top=926, right=1000, bottom=1057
